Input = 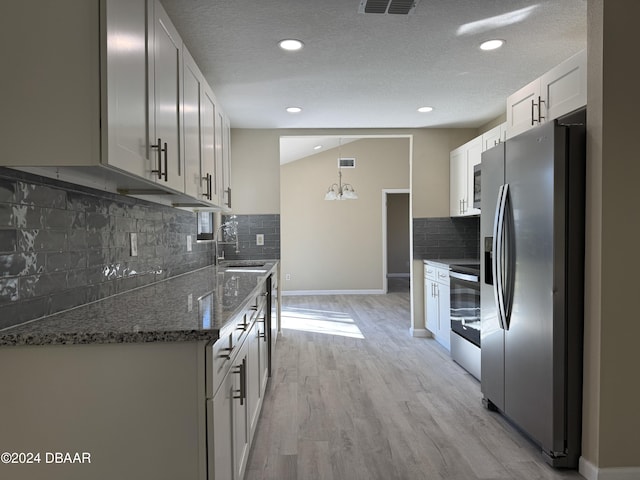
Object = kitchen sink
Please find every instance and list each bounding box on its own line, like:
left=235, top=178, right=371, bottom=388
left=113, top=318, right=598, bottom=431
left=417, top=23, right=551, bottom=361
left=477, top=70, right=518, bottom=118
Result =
left=221, top=261, right=267, bottom=268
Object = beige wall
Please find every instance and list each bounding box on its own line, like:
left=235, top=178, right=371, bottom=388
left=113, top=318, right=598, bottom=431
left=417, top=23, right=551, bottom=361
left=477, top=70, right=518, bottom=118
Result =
left=582, top=0, right=640, bottom=470
left=230, top=129, right=281, bottom=214
left=281, top=138, right=409, bottom=291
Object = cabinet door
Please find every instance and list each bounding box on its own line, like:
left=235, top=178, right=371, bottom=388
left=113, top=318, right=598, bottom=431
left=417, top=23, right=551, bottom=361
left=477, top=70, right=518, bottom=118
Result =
left=209, top=375, right=233, bottom=480
left=222, top=115, right=232, bottom=209
left=202, top=87, right=219, bottom=205
left=481, top=125, right=502, bottom=152
left=104, top=0, right=149, bottom=177
left=449, top=147, right=466, bottom=217
left=247, top=320, right=262, bottom=438
left=149, top=0, right=184, bottom=192
left=540, top=49, right=586, bottom=122
left=215, top=111, right=225, bottom=206
left=506, top=77, right=541, bottom=139
left=233, top=343, right=250, bottom=480
left=436, top=280, right=451, bottom=351
left=425, top=279, right=438, bottom=335
left=182, top=48, right=202, bottom=199
left=258, top=313, right=269, bottom=393
left=465, top=137, right=482, bottom=216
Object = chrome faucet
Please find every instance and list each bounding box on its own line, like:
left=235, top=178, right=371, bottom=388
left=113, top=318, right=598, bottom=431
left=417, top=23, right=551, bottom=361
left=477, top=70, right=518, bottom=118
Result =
left=214, top=216, right=239, bottom=263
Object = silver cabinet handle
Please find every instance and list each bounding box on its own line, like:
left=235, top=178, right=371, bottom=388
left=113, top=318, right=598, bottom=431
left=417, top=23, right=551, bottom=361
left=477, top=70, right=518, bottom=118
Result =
left=537, top=96, right=546, bottom=123
left=151, top=138, right=167, bottom=181
left=219, top=346, right=234, bottom=361
left=532, top=96, right=546, bottom=125
left=202, top=173, right=212, bottom=200
left=232, top=358, right=246, bottom=405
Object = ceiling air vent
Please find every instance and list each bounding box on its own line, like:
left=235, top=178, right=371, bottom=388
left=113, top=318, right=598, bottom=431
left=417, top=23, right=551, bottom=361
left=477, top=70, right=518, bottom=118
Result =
left=338, top=157, right=356, bottom=168
left=358, top=0, right=420, bottom=15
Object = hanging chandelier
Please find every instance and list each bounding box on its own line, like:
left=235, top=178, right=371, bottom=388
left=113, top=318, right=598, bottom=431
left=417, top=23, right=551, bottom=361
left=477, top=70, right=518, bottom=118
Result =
left=324, top=139, right=358, bottom=200
left=324, top=170, right=358, bottom=200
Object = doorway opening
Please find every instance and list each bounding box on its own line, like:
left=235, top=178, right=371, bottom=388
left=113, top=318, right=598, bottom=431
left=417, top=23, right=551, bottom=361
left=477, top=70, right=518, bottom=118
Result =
left=382, top=190, right=410, bottom=293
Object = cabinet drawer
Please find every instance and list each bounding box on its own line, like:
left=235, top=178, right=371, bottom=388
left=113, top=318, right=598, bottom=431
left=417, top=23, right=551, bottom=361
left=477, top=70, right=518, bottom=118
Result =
left=425, top=263, right=449, bottom=284
left=206, top=325, right=236, bottom=398
left=424, top=264, right=436, bottom=281
left=436, top=268, right=450, bottom=286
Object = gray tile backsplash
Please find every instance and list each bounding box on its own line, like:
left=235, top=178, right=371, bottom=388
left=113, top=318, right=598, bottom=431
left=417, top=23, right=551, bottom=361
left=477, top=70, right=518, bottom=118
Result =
left=0, top=167, right=214, bottom=329
left=221, top=214, right=281, bottom=261
left=413, top=216, right=479, bottom=260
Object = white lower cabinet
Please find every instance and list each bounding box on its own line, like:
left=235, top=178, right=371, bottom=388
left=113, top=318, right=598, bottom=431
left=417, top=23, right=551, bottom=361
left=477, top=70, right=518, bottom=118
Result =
left=209, top=376, right=233, bottom=480
left=208, top=291, right=269, bottom=480
left=424, top=262, right=451, bottom=351
left=232, top=339, right=250, bottom=480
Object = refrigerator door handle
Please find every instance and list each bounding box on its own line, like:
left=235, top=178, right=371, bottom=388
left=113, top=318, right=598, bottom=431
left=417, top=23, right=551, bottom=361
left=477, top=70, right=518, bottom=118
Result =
left=502, top=185, right=515, bottom=330
left=492, top=184, right=508, bottom=330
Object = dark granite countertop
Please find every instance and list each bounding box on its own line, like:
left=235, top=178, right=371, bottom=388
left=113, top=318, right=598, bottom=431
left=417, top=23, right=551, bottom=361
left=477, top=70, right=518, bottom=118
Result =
left=0, top=260, right=278, bottom=346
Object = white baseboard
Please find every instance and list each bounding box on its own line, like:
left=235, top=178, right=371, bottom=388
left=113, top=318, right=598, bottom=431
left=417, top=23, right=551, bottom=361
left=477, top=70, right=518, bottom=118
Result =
left=282, top=289, right=385, bottom=296
left=579, top=457, right=640, bottom=480
left=410, top=328, right=430, bottom=338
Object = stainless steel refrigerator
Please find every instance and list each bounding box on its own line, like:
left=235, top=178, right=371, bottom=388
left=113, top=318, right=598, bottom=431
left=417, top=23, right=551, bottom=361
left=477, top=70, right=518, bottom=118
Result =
left=480, top=109, right=586, bottom=468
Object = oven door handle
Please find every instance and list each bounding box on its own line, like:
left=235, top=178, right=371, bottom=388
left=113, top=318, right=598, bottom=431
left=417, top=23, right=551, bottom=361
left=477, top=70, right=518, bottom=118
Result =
left=449, top=271, right=479, bottom=283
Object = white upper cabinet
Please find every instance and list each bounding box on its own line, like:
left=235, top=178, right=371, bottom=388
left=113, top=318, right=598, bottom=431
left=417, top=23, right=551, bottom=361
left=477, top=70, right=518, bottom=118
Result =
left=216, top=112, right=232, bottom=211
left=506, top=49, right=586, bottom=138
left=0, top=0, right=230, bottom=208
left=540, top=49, right=587, bottom=122
left=450, top=146, right=467, bottom=217
left=183, top=47, right=204, bottom=200
left=481, top=122, right=507, bottom=151
left=450, top=136, right=481, bottom=217
left=202, top=87, right=220, bottom=206
left=103, top=0, right=149, bottom=178
left=148, top=0, right=184, bottom=192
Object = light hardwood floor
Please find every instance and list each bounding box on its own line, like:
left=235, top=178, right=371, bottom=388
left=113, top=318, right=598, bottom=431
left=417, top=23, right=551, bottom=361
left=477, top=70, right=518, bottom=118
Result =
left=246, top=292, right=584, bottom=480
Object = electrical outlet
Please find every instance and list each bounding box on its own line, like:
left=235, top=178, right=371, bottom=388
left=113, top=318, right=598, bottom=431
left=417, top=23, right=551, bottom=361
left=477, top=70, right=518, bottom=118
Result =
left=285, top=273, right=291, bottom=281
left=130, top=233, right=138, bottom=257
left=187, top=235, right=192, bottom=252
left=256, top=234, right=264, bottom=246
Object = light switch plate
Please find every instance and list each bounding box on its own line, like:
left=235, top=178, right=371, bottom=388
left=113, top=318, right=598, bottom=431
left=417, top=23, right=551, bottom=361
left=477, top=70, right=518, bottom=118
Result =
left=256, top=234, right=264, bottom=246
left=130, top=233, right=138, bottom=257
left=187, top=235, right=192, bottom=252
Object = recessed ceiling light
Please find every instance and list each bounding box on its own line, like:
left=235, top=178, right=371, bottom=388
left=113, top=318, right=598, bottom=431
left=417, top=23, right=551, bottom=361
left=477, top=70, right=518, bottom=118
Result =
left=313, top=145, right=323, bottom=150
left=417, top=106, right=434, bottom=113
left=480, top=39, right=505, bottom=51
left=286, top=106, right=302, bottom=113
left=278, top=39, right=304, bottom=51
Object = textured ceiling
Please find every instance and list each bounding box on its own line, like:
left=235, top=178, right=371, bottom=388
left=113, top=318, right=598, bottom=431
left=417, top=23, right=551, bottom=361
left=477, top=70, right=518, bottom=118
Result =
left=160, top=0, right=586, bottom=132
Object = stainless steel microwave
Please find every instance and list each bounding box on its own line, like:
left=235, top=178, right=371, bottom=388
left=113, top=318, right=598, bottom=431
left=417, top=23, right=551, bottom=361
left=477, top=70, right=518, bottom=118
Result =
left=473, top=163, right=481, bottom=209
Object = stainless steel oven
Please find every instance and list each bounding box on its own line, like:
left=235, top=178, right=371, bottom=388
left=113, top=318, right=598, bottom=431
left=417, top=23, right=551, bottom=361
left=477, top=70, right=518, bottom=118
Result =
left=449, top=263, right=481, bottom=380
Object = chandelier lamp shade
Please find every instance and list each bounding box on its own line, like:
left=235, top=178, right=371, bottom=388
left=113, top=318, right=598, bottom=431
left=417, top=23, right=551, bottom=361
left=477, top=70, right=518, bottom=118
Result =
left=324, top=170, right=358, bottom=200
